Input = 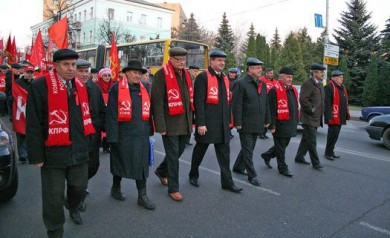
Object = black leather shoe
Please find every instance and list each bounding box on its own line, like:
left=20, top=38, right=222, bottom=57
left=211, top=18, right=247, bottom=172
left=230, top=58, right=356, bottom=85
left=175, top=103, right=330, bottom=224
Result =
left=222, top=185, right=243, bottom=193
left=138, top=195, right=156, bottom=210
left=332, top=153, right=341, bottom=158
left=248, top=178, right=261, bottom=186
left=232, top=168, right=248, bottom=175
left=324, top=154, right=334, bottom=161
left=258, top=135, right=266, bottom=139
left=313, top=164, right=323, bottom=170
left=295, top=158, right=310, bottom=165
left=189, top=178, right=199, bottom=187
left=111, top=187, right=126, bottom=201
left=279, top=170, right=293, bottom=177
left=19, top=157, right=27, bottom=163
left=77, top=199, right=86, bottom=212
left=69, top=209, right=83, bottom=225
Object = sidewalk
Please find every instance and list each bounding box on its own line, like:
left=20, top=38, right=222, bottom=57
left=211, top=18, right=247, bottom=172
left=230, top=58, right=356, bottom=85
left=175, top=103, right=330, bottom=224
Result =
left=349, top=109, right=361, bottom=121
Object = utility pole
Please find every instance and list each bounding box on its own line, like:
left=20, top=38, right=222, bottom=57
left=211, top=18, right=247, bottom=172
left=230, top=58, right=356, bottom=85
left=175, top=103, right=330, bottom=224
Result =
left=323, top=0, right=329, bottom=84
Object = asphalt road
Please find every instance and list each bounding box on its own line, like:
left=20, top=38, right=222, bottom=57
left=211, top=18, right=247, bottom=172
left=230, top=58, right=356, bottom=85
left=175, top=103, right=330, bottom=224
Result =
left=1, top=119, right=389, bottom=238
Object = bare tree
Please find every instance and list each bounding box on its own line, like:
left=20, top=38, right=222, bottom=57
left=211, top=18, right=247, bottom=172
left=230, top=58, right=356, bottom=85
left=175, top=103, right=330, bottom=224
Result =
left=97, top=18, right=135, bottom=45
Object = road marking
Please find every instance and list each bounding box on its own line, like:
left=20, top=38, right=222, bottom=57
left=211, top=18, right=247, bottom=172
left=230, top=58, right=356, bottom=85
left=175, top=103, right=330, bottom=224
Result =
left=154, top=150, right=281, bottom=196
left=290, top=138, right=390, bottom=162
left=359, top=222, right=390, bottom=235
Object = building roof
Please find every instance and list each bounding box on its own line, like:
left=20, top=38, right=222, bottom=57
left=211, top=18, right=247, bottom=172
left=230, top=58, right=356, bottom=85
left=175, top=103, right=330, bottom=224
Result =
left=125, top=0, right=169, bottom=10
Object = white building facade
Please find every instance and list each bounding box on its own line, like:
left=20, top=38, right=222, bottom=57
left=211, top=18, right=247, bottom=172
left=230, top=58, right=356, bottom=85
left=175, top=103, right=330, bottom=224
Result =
left=32, top=0, right=173, bottom=49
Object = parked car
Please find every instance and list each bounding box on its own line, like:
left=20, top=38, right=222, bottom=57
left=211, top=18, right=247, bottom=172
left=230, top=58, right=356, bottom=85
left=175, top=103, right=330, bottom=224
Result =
left=360, top=106, right=390, bottom=122
left=0, top=92, right=18, bottom=202
left=365, top=114, right=390, bottom=150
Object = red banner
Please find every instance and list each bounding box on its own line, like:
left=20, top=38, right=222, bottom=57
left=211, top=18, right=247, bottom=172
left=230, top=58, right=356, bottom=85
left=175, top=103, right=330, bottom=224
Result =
left=30, top=30, right=46, bottom=67
left=109, top=33, right=120, bottom=81
left=12, top=82, right=28, bottom=134
left=48, top=16, right=69, bottom=49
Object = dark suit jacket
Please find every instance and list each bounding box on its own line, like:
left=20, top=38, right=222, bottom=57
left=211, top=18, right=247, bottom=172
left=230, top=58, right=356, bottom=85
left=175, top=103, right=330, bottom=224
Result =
left=299, top=77, right=325, bottom=127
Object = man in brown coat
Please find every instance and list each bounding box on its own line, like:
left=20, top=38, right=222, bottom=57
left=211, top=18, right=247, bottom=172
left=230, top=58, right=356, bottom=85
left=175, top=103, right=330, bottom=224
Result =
left=294, top=63, right=325, bottom=170
left=151, top=47, right=193, bottom=202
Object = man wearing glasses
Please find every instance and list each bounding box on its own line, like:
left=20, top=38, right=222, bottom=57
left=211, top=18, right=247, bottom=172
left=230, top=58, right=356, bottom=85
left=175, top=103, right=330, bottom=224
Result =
left=151, top=47, right=193, bottom=202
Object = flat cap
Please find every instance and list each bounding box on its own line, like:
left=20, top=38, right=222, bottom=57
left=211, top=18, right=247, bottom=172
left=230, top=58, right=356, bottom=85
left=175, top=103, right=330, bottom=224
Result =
left=10, top=63, right=22, bottom=69
left=76, top=59, right=91, bottom=68
left=53, top=49, right=79, bottom=62
left=228, top=68, right=238, bottom=73
left=279, top=67, right=294, bottom=75
left=331, top=69, right=344, bottom=76
left=310, top=63, right=326, bottom=71
left=189, top=65, right=199, bottom=70
left=209, top=49, right=227, bottom=58
left=247, top=57, right=263, bottom=66
left=0, top=64, right=9, bottom=69
left=169, top=47, right=188, bottom=57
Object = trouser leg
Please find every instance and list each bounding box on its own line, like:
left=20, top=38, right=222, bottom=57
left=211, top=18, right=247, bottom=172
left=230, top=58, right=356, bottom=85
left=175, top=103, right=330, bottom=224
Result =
left=66, top=163, right=88, bottom=210
left=112, top=175, right=122, bottom=188
left=214, top=143, right=234, bottom=187
left=325, top=125, right=341, bottom=155
left=295, top=124, right=310, bottom=160
left=189, top=142, right=209, bottom=179
left=274, top=137, right=291, bottom=172
left=16, top=133, right=28, bottom=159
left=88, top=149, right=100, bottom=180
left=302, top=125, right=320, bottom=165
left=237, top=133, right=258, bottom=179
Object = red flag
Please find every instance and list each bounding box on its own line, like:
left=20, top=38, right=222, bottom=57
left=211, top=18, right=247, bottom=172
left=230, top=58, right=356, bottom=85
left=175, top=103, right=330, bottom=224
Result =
left=109, top=32, right=120, bottom=81
left=0, top=38, right=3, bottom=51
left=30, top=30, right=46, bottom=68
left=48, top=16, right=69, bottom=49
left=11, top=37, right=17, bottom=63
left=12, top=82, right=28, bottom=134
left=47, top=38, right=53, bottom=63
left=5, top=35, right=16, bottom=64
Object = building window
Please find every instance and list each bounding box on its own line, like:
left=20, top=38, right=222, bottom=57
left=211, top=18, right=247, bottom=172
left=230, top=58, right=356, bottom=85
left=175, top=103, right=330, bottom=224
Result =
left=127, top=11, right=133, bottom=23
left=90, top=7, right=93, bottom=19
left=70, top=15, right=73, bottom=23
left=83, top=32, right=86, bottom=43
left=139, top=14, right=146, bottom=25
left=84, top=10, right=86, bottom=21
left=78, top=12, right=81, bottom=21
left=108, top=8, right=114, bottom=20
left=74, top=14, right=77, bottom=22
left=89, top=31, right=93, bottom=43
left=157, top=17, right=162, bottom=28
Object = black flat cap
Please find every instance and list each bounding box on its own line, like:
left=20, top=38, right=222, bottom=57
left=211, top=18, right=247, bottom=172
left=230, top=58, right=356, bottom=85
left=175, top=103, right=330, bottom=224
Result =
left=91, top=68, right=98, bottom=73
left=76, top=59, right=91, bottom=68
left=310, top=63, right=326, bottom=71
left=209, top=49, right=227, bottom=58
left=331, top=69, right=344, bottom=76
left=247, top=57, right=263, bottom=66
left=228, top=68, right=238, bottom=73
left=0, top=65, right=9, bottom=69
left=10, top=63, right=22, bottom=69
left=279, top=67, right=294, bottom=75
left=53, top=49, right=79, bottom=62
left=189, top=65, right=199, bottom=70
left=169, top=47, right=188, bottom=57
left=122, top=59, right=147, bottom=74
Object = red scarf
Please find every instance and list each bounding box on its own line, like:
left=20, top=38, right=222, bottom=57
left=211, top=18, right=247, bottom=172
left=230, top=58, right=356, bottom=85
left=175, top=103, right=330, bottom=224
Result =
left=205, top=70, right=230, bottom=104
left=275, top=80, right=299, bottom=121
left=0, top=74, right=5, bottom=92
left=261, top=76, right=277, bottom=93
left=118, top=78, right=150, bottom=122
left=328, top=80, right=349, bottom=125
left=164, top=61, right=194, bottom=116
left=45, top=70, right=95, bottom=146
left=96, top=75, right=113, bottom=94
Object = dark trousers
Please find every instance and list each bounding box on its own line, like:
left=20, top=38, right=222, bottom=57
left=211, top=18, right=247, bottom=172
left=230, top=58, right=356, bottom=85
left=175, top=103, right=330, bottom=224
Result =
left=262, top=145, right=275, bottom=159
left=274, top=136, right=291, bottom=172
left=295, top=124, right=321, bottom=166
left=156, top=135, right=188, bottom=193
left=0, top=100, right=7, bottom=116
left=41, top=163, right=88, bottom=237
left=233, top=133, right=258, bottom=179
left=16, top=133, right=27, bottom=158
left=189, top=142, right=234, bottom=187
left=325, top=125, right=341, bottom=156
left=88, top=149, right=100, bottom=179
left=112, top=175, right=146, bottom=193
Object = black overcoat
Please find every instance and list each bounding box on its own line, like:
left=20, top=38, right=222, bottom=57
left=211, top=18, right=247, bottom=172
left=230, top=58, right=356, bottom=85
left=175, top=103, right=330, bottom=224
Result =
left=194, top=67, right=230, bottom=144
left=299, top=77, right=325, bottom=127
left=232, top=74, right=270, bottom=134
left=324, top=80, right=348, bottom=125
left=26, top=76, right=90, bottom=168
left=105, top=82, right=152, bottom=180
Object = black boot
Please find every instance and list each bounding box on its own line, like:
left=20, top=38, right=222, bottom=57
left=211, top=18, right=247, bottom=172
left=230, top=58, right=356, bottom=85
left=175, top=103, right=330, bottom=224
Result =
left=77, top=197, right=86, bottom=212
left=136, top=180, right=155, bottom=210
left=111, top=187, right=125, bottom=201
left=69, top=208, right=83, bottom=225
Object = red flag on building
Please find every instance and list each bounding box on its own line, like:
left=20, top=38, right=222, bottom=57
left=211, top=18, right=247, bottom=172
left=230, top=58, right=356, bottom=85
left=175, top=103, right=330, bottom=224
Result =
left=30, top=30, right=46, bottom=68
left=12, top=82, right=28, bottom=134
left=48, top=16, right=69, bottom=49
left=109, top=32, right=120, bottom=81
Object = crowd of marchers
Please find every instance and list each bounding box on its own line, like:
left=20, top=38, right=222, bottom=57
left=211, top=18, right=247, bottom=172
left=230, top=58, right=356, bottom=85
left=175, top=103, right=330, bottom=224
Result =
left=0, top=46, right=349, bottom=238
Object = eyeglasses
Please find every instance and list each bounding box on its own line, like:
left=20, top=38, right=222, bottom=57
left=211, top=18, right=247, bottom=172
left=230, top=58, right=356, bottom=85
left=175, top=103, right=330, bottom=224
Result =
left=102, top=74, right=111, bottom=77
left=171, top=56, right=186, bottom=62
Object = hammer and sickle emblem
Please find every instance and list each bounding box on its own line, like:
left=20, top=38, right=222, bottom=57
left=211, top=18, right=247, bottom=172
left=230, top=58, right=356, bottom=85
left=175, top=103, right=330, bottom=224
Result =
left=49, top=110, right=67, bottom=125
left=143, top=102, right=150, bottom=111
left=82, top=102, right=90, bottom=116
left=168, top=89, right=180, bottom=100
left=332, top=105, right=339, bottom=113
left=121, top=101, right=131, bottom=111
left=210, top=87, right=218, bottom=96
left=278, top=99, right=288, bottom=108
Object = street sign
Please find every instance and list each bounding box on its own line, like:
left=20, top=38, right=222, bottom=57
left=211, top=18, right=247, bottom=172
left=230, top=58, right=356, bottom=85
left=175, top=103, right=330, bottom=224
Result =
left=314, top=14, right=323, bottom=28
left=324, top=43, right=339, bottom=58
left=323, top=56, right=339, bottom=65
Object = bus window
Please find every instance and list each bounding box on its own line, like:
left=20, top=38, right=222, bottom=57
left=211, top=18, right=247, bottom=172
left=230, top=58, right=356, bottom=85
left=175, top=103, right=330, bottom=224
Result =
left=171, top=41, right=206, bottom=69
left=78, top=48, right=97, bottom=68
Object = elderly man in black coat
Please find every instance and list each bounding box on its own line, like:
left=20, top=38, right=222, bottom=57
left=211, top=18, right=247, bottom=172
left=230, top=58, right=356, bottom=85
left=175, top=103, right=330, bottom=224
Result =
left=188, top=49, right=242, bottom=193
left=105, top=60, right=155, bottom=210
left=231, top=57, right=270, bottom=186
left=294, top=63, right=325, bottom=170
left=324, top=70, right=350, bottom=160
left=261, top=67, right=299, bottom=177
